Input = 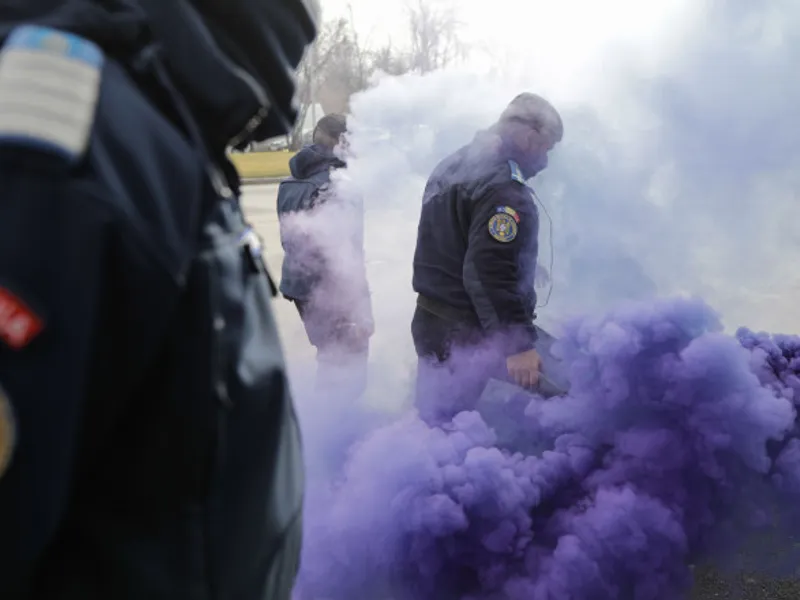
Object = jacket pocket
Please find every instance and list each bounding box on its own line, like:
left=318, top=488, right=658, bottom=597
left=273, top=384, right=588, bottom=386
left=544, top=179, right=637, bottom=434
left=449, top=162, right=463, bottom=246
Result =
left=199, top=199, right=305, bottom=592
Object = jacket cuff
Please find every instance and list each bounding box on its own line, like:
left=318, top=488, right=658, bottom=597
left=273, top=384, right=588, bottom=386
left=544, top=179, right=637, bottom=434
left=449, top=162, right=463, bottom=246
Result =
left=504, top=322, right=538, bottom=355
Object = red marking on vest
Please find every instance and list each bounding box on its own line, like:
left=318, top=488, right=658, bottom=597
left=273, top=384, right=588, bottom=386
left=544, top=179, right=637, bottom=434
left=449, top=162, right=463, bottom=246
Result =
left=0, top=287, right=43, bottom=349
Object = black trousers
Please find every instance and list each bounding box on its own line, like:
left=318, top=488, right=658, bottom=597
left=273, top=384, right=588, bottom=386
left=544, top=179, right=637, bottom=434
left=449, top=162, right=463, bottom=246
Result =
left=411, top=305, right=507, bottom=425
left=288, top=297, right=368, bottom=353
left=411, top=300, right=569, bottom=427
left=411, top=303, right=483, bottom=363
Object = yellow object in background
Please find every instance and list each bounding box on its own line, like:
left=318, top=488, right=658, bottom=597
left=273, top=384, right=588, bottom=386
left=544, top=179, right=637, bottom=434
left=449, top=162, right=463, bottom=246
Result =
left=229, top=150, right=295, bottom=180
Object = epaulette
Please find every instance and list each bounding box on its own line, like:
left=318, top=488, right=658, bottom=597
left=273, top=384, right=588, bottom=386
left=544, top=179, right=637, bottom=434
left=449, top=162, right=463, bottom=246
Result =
left=508, top=160, right=527, bottom=185
left=0, top=25, right=104, bottom=165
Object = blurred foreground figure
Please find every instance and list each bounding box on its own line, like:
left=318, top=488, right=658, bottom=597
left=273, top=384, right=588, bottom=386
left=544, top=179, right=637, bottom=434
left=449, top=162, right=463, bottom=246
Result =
left=0, top=0, right=317, bottom=598
left=277, top=114, right=373, bottom=399
left=412, top=93, right=563, bottom=424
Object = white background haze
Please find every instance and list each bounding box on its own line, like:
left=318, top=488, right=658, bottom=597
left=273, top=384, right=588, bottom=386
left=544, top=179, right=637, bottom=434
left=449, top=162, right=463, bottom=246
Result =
left=273, top=0, right=800, bottom=415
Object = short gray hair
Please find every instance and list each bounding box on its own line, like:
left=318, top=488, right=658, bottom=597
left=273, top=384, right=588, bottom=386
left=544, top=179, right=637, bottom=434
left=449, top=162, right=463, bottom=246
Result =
left=498, top=93, right=563, bottom=141
left=312, top=113, right=348, bottom=148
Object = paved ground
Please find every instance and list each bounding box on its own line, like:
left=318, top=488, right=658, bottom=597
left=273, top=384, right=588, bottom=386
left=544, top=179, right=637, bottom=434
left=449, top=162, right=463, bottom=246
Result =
left=240, top=183, right=799, bottom=599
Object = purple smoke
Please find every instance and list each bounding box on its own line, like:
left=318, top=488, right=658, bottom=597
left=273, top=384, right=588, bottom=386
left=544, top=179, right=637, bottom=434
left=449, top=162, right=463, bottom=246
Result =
left=295, top=297, right=800, bottom=599
left=738, top=328, right=800, bottom=496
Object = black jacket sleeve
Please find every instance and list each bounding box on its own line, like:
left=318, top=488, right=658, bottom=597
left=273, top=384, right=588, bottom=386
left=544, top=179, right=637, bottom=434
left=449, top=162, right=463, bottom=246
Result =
left=0, top=164, right=176, bottom=598
left=0, top=170, right=109, bottom=597
left=463, top=180, right=540, bottom=353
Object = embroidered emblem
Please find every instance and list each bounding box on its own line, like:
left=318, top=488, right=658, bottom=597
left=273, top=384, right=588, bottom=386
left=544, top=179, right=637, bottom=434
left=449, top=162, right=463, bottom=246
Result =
left=488, top=212, right=518, bottom=243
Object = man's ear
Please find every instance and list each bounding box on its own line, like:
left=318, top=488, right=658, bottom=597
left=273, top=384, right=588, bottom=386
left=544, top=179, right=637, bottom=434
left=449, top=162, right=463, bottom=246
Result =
left=508, top=125, right=532, bottom=152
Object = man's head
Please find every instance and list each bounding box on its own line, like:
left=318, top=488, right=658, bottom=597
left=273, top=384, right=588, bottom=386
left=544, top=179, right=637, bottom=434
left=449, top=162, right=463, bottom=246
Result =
left=313, top=113, right=348, bottom=149
left=496, top=93, right=563, bottom=175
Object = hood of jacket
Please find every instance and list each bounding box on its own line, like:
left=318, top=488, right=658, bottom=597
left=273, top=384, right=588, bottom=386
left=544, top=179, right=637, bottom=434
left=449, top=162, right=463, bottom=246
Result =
left=289, top=144, right=345, bottom=180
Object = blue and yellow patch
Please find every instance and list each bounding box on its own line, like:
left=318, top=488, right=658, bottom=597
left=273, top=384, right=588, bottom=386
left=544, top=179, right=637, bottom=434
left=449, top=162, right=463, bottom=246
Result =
left=488, top=210, right=519, bottom=243
left=4, top=26, right=103, bottom=65
left=509, top=160, right=526, bottom=185
left=0, top=25, right=104, bottom=163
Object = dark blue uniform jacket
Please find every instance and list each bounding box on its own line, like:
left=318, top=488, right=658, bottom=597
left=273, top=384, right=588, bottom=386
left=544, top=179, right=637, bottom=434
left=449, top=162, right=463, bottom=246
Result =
left=413, top=133, right=541, bottom=354
left=0, top=2, right=303, bottom=599
left=276, top=144, right=345, bottom=302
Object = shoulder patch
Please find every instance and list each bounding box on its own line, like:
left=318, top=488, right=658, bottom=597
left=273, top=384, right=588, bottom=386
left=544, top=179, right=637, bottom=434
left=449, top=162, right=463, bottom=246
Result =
left=508, top=160, right=526, bottom=185
left=0, top=384, right=15, bottom=480
left=488, top=207, right=519, bottom=243
left=0, top=25, right=104, bottom=163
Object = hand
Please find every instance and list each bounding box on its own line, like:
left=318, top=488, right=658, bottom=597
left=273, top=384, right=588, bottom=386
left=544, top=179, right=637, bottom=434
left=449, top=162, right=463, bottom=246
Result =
left=353, top=320, right=373, bottom=343
left=361, top=319, right=375, bottom=338
left=506, top=349, right=541, bottom=389
left=333, top=320, right=371, bottom=353
left=355, top=295, right=375, bottom=337
left=339, top=309, right=374, bottom=339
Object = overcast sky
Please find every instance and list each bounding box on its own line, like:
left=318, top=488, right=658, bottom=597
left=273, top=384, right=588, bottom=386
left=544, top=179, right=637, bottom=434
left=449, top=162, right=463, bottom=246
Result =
left=314, top=0, right=800, bottom=335
left=321, top=0, right=697, bottom=96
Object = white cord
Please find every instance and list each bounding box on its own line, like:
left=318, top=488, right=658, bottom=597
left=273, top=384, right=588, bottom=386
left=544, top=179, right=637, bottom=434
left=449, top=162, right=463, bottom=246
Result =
left=531, top=188, right=555, bottom=309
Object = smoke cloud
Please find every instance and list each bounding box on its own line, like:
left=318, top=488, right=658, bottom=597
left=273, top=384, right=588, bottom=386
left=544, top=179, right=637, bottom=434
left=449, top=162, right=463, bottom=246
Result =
left=280, top=2, right=800, bottom=598
left=294, top=298, right=799, bottom=599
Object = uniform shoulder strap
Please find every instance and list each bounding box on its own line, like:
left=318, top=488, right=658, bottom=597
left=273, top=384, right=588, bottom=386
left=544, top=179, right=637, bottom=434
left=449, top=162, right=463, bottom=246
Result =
left=508, top=160, right=527, bottom=185
left=0, top=25, right=104, bottom=165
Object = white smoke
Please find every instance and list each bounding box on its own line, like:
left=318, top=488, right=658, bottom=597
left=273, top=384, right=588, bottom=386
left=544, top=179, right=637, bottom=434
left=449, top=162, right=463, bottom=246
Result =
left=282, top=2, right=800, bottom=481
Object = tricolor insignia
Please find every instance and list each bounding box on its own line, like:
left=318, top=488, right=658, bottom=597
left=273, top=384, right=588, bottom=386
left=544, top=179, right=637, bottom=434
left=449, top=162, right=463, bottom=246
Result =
left=509, top=160, right=526, bottom=185
left=496, top=205, right=520, bottom=223
left=0, top=25, right=104, bottom=164
left=488, top=211, right=518, bottom=243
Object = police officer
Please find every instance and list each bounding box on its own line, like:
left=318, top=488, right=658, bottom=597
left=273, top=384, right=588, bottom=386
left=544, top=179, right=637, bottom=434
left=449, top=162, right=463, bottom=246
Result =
left=411, top=93, right=564, bottom=424
left=277, top=113, right=373, bottom=397
left=0, top=1, right=316, bottom=598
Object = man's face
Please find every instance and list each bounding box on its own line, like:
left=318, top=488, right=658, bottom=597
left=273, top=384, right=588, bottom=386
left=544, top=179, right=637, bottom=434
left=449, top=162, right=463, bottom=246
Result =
left=516, top=122, right=560, bottom=174
left=527, top=122, right=560, bottom=156
left=334, top=134, right=351, bottom=160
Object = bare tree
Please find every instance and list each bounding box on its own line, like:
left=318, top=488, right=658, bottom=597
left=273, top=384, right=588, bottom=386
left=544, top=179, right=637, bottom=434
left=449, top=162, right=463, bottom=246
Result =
left=316, top=20, right=371, bottom=114
left=368, top=43, right=412, bottom=77
left=290, top=14, right=382, bottom=145
left=405, top=0, right=466, bottom=74
left=286, top=2, right=468, bottom=148
left=290, top=19, right=352, bottom=148
left=345, top=4, right=368, bottom=86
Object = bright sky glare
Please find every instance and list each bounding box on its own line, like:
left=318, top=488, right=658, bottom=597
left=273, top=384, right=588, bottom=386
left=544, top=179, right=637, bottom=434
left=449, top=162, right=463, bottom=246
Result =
left=321, top=0, right=696, bottom=95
